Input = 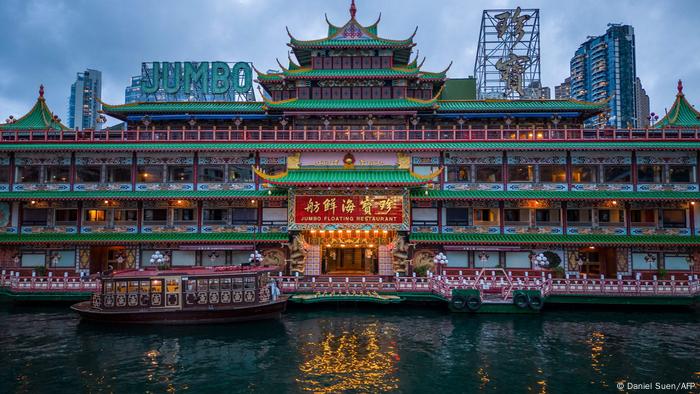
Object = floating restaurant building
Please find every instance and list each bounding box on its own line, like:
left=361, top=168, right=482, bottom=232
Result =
left=1, top=2, right=700, bottom=282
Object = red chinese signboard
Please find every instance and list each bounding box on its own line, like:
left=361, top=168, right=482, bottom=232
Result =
left=294, top=195, right=404, bottom=225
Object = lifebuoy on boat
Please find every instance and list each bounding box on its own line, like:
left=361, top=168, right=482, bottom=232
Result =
left=513, top=292, right=529, bottom=309
left=466, top=295, right=482, bottom=312
left=450, top=294, right=468, bottom=311
left=528, top=294, right=544, bottom=310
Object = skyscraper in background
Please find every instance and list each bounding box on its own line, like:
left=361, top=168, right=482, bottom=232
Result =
left=125, top=76, right=142, bottom=104
left=68, top=69, right=102, bottom=130
left=554, top=76, right=571, bottom=99
left=635, top=77, right=650, bottom=128
left=569, top=24, right=637, bottom=127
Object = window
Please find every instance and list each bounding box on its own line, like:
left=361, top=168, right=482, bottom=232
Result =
left=84, top=209, right=106, bottom=222
left=114, top=209, right=137, bottom=223
left=539, top=165, right=567, bottom=183
left=45, top=166, right=70, bottom=183
left=447, top=166, right=470, bottom=182
left=168, top=166, right=192, bottom=182
left=668, top=166, right=693, bottom=183
left=231, top=208, right=257, bottom=225
left=662, top=209, right=686, bottom=228
left=598, top=209, right=624, bottom=226
left=108, top=166, right=132, bottom=183
left=0, top=166, right=9, bottom=183
left=535, top=209, right=560, bottom=225
left=446, top=208, right=469, bottom=226
left=173, top=208, right=195, bottom=223
left=630, top=209, right=656, bottom=226
left=22, top=208, right=48, bottom=226
left=198, top=166, right=225, bottom=182
left=637, top=165, right=662, bottom=183
left=203, top=209, right=228, bottom=224
left=229, top=165, right=253, bottom=182
left=54, top=209, right=77, bottom=224
left=475, top=166, right=502, bottom=182
left=603, top=166, right=631, bottom=183
left=473, top=208, right=498, bottom=225
left=571, top=165, right=597, bottom=183
left=137, top=166, right=163, bottom=183
left=143, top=209, right=167, bottom=224
left=17, top=166, right=40, bottom=183
left=508, top=165, right=534, bottom=182
left=504, top=209, right=528, bottom=225
left=567, top=209, right=592, bottom=225
left=77, top=166, right=101, bottom=183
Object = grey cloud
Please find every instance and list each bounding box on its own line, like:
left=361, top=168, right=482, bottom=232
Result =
left=0, top=0, right=698, bottom=123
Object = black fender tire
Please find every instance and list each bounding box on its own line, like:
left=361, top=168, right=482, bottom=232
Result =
left=528, top=294, right=544, bottom=310
left=514, top=293, right=529, bottom=309
left=466, top=295, right=482, bottom=311
left=451, top=294, right=468, bottom=311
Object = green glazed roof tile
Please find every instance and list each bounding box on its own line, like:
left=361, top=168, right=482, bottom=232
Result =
left=102, top=101, right=265, bottom=114
left=410, top=233, right=700, bottom=246
left=437, top=99, right=606, bottom=112
left=0, top=96, right=69, bottom=131
left=412, top=190, right=699, bottom=201
left=263, top=169, right=430, bottom=186
left=0, top=232, right=288, bottom=244
left=0, top=190, right=287, bottom=200
left=654, top=91, right=700, bottom=128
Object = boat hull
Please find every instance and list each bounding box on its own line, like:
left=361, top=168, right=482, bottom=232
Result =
left=70, top=297, right=288, bottom=325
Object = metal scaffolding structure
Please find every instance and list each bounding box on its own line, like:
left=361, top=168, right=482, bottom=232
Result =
left=474, top=7, right=541, bottom=100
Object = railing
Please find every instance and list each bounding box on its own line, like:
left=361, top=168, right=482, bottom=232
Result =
left=2, top=271, right=698, bottom=300
left=2, top=128, right=700, bottom=143
left=0, top=272, right=99, bottom=292
left=276, top=271, right=700, bottom=300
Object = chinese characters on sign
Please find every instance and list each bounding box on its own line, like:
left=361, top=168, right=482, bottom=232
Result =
left=493, top=6, right=532, bottom=96
left=295, top=195, right=403, bottom=225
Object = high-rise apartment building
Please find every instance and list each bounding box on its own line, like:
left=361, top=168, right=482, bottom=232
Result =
left=68, top=69, right=102, bottom=130
left=570, top=24, right=637, bottom=127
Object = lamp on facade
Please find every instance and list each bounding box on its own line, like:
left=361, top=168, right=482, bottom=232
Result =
left=187, top=116, right=197, bottom=127
left=550, top=115, right=561, bottom=128
left=410, top=116, right=419, bottom=129
left=5, top=115, right=16, bottom=124
left=280, top=117, right=288, bottom=128
left=96, top=114, right=107, bottom=126
left=457, top=117, right=465, bottom=130
left=142, top=115, right=151, bottom=127
left=234, top=117, right=243, bottom=129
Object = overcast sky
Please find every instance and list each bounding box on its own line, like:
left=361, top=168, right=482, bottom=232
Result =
left=0, top=0, right=698, bottom=125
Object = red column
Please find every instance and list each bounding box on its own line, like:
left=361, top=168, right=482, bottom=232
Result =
left=69, top=152, right=76, bottom=192
left=689, top=202, right=696, bottom=236
left=631, top=151, right=638, bottom=192
left=566, top=151, right=572, bottom=191
left=131, top=152, right=137, bottom=191
left=502, top=151, right=508, bottom=190
left=562, top=201, right=568, bottom=235
left=193, top=151, right=199, bottom=191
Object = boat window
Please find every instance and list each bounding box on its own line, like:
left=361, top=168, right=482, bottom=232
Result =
left=104, top=281, right=114, bottom=293
left=139, top=280, right=150, bottom=293
left=150, top=279, right=163, bottom=293
left=115, top=281, right=127, bottom=293
left=220, top=278, right=232, bottom=290
left=127, top=281, right=139, bottom=294
left=197, top=279, right=208, bottom=291
left=233, top=278, right=243, bottom=290
left=166, top=279, right=180, bottom=293
left=186, top=279, right=196, bottom=292
left=244, top=276, right=256, bottom=290
left=208, top=279, right=219, bottom=291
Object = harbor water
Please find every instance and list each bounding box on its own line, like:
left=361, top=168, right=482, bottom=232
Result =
left=0, top=303, right=698, bottom=393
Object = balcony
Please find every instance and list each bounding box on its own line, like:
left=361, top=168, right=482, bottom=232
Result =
left=2, top=127, right=700, bottom=143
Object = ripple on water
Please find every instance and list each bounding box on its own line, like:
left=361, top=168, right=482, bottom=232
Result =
left=0, top=305, right=698, bottom=393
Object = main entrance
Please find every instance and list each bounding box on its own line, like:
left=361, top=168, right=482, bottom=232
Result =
left=303, top=229, right=396, bottom=275
left=323, top=246, right=377, bottom=274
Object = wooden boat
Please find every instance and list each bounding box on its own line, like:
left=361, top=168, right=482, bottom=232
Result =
left=71, top=266, right=287, bottom=324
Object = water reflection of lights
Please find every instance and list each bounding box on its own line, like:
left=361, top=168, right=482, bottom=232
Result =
left=142, top=340, right=184, bottom=392
left=477, top=367, right=490, bottom=390
left=588, top=331, right=609, bottom=388
left=297, top=324, right=399, bottom=393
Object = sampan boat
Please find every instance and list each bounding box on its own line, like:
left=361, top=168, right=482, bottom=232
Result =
left=71, top=266, right=287, bottom=324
